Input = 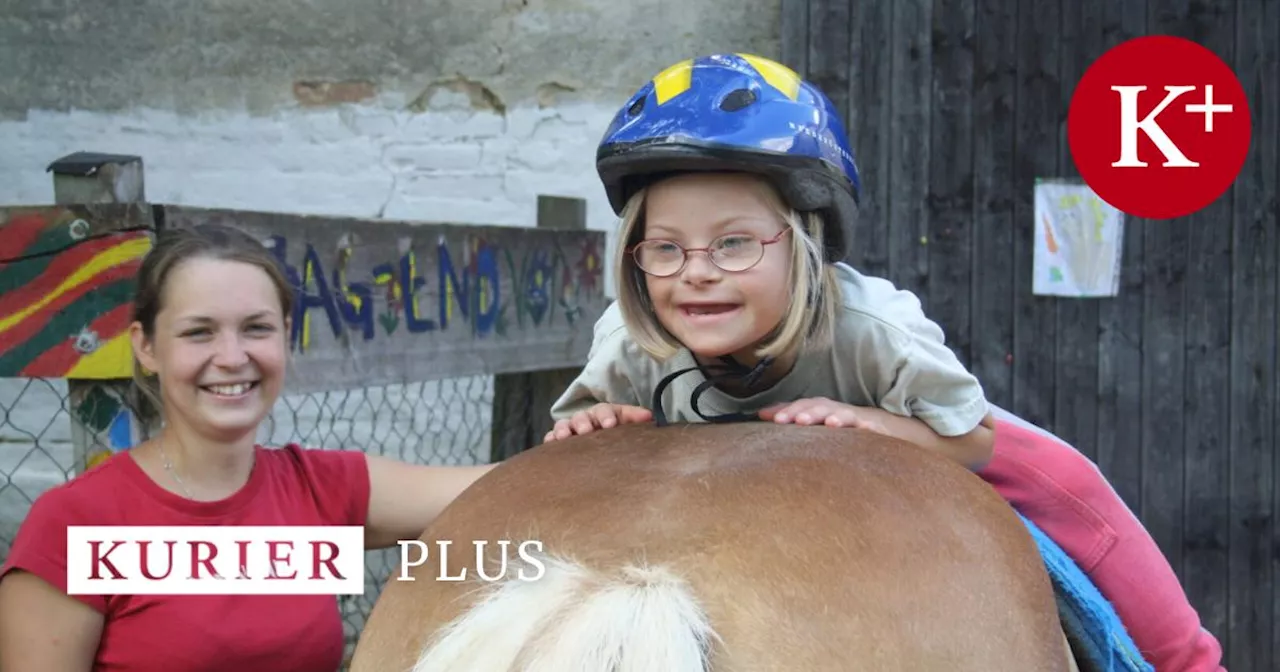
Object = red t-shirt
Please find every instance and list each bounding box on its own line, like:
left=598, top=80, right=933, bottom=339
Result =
left=0, top=443, right=371, bottom=672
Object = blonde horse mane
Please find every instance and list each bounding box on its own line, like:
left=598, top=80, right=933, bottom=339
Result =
left=409, top=552, right=717, bottom=672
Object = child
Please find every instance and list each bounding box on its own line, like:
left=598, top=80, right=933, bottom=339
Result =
left=547, top=53, right=1225, bottom=672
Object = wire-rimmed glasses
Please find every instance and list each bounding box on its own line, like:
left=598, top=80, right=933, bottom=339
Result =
left=626, top=229, right=791, bottom=277
left=627, top=226, right=793, bottom=276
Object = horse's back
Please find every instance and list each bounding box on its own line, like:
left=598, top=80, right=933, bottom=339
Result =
left=351, top=423, right=1068, bottom=671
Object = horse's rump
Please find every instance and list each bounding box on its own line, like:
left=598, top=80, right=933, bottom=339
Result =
left=351, top=422, right=1069, bottom=671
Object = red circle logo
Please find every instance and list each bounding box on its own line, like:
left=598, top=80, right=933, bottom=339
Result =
left=1067, top=35, right=1252, bottom=220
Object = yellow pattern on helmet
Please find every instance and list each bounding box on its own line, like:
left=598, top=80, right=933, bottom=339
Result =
left=736, top=53, right=801, bottom=100
left=650, top=54, right=802, bottom=106
left=653, top=59, right=693, bottom=105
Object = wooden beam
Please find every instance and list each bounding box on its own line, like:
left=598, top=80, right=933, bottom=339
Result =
left=47, top=151, right=147, bottom=204
left=44, top=152, right=158, bottom=473
left=779, top=0, right=811, bottom=74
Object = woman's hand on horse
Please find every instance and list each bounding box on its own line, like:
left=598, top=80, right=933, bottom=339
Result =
left=758, top=398, right=888, bottom=433
left=544, top=403, right=653, bottom=442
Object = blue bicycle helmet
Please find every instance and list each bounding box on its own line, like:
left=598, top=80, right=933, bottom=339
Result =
left=596, top=53, right=861, bottom=262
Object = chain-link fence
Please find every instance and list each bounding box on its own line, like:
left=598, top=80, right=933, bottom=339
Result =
left=0, top=373, right=502, bottom=667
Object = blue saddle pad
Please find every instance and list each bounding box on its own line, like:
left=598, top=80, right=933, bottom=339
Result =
left=1016, top=512, right=1154, bottom=672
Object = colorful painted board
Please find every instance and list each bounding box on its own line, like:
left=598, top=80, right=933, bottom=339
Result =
left=0, top=205, right=154, bottom=378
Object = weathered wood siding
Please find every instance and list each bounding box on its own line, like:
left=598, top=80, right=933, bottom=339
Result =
left=783, top=0, right=1277, bottom=668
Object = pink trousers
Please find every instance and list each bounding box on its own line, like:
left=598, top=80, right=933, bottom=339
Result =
left=978, top=414, right=1225, bottom=672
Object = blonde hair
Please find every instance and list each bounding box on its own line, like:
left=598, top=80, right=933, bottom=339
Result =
left=612, top=174, right=842, bottom=364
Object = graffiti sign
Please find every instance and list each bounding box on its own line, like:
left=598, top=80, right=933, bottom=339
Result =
left=161, top=206, right=608, bottom=394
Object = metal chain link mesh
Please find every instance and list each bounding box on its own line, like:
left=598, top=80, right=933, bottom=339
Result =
left=0, top=374, right=500, bottom=668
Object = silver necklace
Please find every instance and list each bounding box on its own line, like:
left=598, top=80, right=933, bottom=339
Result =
left=158, top=441, right=195, bottom=499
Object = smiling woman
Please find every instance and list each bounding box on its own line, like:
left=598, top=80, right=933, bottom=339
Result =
left=0, top=223, right=497, bottom=672
left=130, top=252, right=292, bottom=459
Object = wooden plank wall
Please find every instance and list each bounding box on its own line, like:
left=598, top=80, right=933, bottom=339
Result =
left=782, top=0, right=1277, bottom=668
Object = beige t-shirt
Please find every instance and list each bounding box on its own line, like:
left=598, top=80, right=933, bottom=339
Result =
left=549, top=262, right=990, bottom=437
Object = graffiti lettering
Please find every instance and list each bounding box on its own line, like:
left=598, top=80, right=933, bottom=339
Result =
left=400, top=249, right=436, bottom=334
left=474, top=243, right=499, bottom=336
left=264, top=233, right=601, bottom=352
left=334, top=244, right=374, bottom=341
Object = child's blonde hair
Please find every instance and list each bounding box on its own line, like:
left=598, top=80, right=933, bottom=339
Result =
left=611, top=173, right=842, bottom=365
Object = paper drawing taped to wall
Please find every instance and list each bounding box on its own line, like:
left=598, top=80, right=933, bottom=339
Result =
left=1032, top=179, right=1125, bottom=298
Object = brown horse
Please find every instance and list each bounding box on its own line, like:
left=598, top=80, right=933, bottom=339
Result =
left=349, top=421, right=1076, bottom=671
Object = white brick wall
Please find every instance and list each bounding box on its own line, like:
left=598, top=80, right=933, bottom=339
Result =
left=0, top=98, right=625, bottom=553
left=2, top=100, right=622, bottom=234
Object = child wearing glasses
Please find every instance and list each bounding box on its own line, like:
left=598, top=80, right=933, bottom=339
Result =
left=547, top=53, right=1224, bottom=672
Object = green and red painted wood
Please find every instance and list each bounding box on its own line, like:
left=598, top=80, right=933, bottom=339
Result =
left=0, top=204, right=155, bottom=379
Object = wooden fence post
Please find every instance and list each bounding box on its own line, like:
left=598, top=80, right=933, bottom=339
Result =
left=490, top=195, right=590, bottom=462
left=46, top=152, right=158, bottom=473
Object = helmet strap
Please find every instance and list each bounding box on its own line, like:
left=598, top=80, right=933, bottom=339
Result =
left=651, top=354, right=775, bottom=427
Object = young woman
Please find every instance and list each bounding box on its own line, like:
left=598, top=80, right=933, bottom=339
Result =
left=0, top=223, right=495, bottom=671
left=545, top=53, right=1225, bottom=672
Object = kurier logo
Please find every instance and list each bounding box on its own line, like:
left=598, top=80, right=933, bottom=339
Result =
left=66, top=525, right=365, bottom=595
left=1067, top=35, right=1252, bottom=220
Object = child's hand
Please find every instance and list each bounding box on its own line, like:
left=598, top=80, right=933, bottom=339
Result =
left=543, top=403, right=653, bottom=443
left=759, top=397, right=888, bottom=433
